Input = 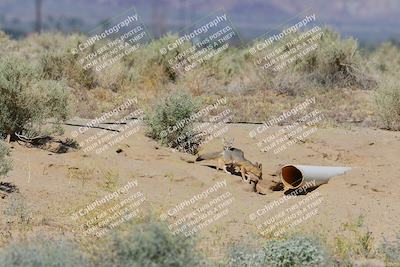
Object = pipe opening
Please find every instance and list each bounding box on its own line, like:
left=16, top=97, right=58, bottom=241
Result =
left=281, top=165, right=303, bottom=188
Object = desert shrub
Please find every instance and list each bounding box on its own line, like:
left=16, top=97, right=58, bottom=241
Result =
left=123, top=33, right=191, bottom=85
left=379, top=233, right=400, bottom=265
left=270, top=71, right=318, bottom=96
left=95, top=62, right=126, bottom=92
left=256, top=28, right=375, bottom=94
left=144, top=90, right=202, bottom=154
left=102, top=222, right=205, bottom=267
left=262, top=236, right=328, bottom=267
left=39, top=51, right=68, bottom=80
left=39, top=50, right=96, bottom=89
left=0, top=31, right=10, bottom=44
left=0, top=236, right=90, bottom=267
left=0, top=31, right=18, bottom=59
left=226, top=236, right=329, bottom=267
left=0, top=141, right=12, bottom=177
left=226, top=243, right=266, bottom=267
left=0, top=56, right=69, bottom=140
left=4, top=193, right=32, bottom=225
left=334, top=216, right=375, bottom=261
left=374, top=79, right=400, bottom=130
left=369, top=42, right=400, bottom=77
left=292, top=28, right=375, bottom=89
left=203, top=48, right=246, bottom=83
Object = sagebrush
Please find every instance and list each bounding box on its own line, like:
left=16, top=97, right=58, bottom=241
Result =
left=0, top=56, right=69, bottom=140
left=0, top=236, right=90, bottom=267
left=374, top=79, right=400, bottom=130
left=101, top=222, right=206, bottom=267
left=226, top=235, right=329, bottom=267
left=144, top=90, right=203, bottom=154
left=263, top=236, right=328, bottom=267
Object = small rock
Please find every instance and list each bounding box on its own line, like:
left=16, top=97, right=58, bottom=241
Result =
left=116, top=148, right=123, bottom=153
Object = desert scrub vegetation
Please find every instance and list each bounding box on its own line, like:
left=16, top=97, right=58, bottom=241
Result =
left=2, top=29, right=398, bottom=128
left=379, top=233, right=400, bottom=266
left=369, top=42, right=400, bottom=77
left=0, top=56, right=69, bottom=141
left=374, top=79, right=400, bottom=130
left=256, top=28, right=376, bottom=96
left=262, top=236, right=329, bottom=267
left=226, top=235, right=329, bottom=267
left=0, top=141, right=12, bottom=177
left=100, top=222, right=206, bottom=267
left=0, top=222, right=207, bottom=267
left=144, top=90, right=203, bottom=154
left=293, top=29, right=374, bottom=89
left=101, top=169, right=120, bottom=192
left=0, top=235, right=91, bottom=267
left=333, top=216, right=375, bottom=264
left=39, top=50, right=96, bottom=89
left=226, top=243, right=266, bottom=267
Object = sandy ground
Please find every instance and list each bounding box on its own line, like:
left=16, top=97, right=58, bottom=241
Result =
left=1, top=120, right=399, bottom=258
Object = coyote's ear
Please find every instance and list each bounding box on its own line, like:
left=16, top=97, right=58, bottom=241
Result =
left=231, top=138, right=235, bottom=144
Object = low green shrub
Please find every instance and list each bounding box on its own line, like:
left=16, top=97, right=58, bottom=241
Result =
left=226, top=235, right=329, bottom=267
left=0, top=56, right=69, bottom=140
left=103, top=222, right=205, bottom=267
left=0, top=236, right=90, bottom=267
left=226, top=243, right=266, bottom=267
left=144, top=90, right=202, bottom=154
left=262, top=236, right=328, bottom=267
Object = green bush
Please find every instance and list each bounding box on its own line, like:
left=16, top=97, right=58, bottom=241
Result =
left=374, top=79, right=400, bottom=130
left=226, top=243, right=266, bottom=267
left=226, top=236, right=329, bottom=267
left=262, top=236, right=328, bottom=267
left=0, top=56, right=69, bottom=140
left=103, top=222, right=205, bottom=267
left=0, top=236, right=90, bottom=267
left=144, top=90, right=202, bottom=154
left=0, top=141, right=12, bottom=177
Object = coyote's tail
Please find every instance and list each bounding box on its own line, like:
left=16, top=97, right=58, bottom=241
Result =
left=196, top=152, right=222, bottom=161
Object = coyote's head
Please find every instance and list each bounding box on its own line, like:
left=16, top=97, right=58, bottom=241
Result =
left=222, top=137, right=234, bottom=150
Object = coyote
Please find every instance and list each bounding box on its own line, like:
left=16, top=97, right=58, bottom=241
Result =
left=195, top=138, right=262, bottom=188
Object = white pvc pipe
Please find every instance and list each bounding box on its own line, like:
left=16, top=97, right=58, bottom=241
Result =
left=281, top=165, right=351, bottom=189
